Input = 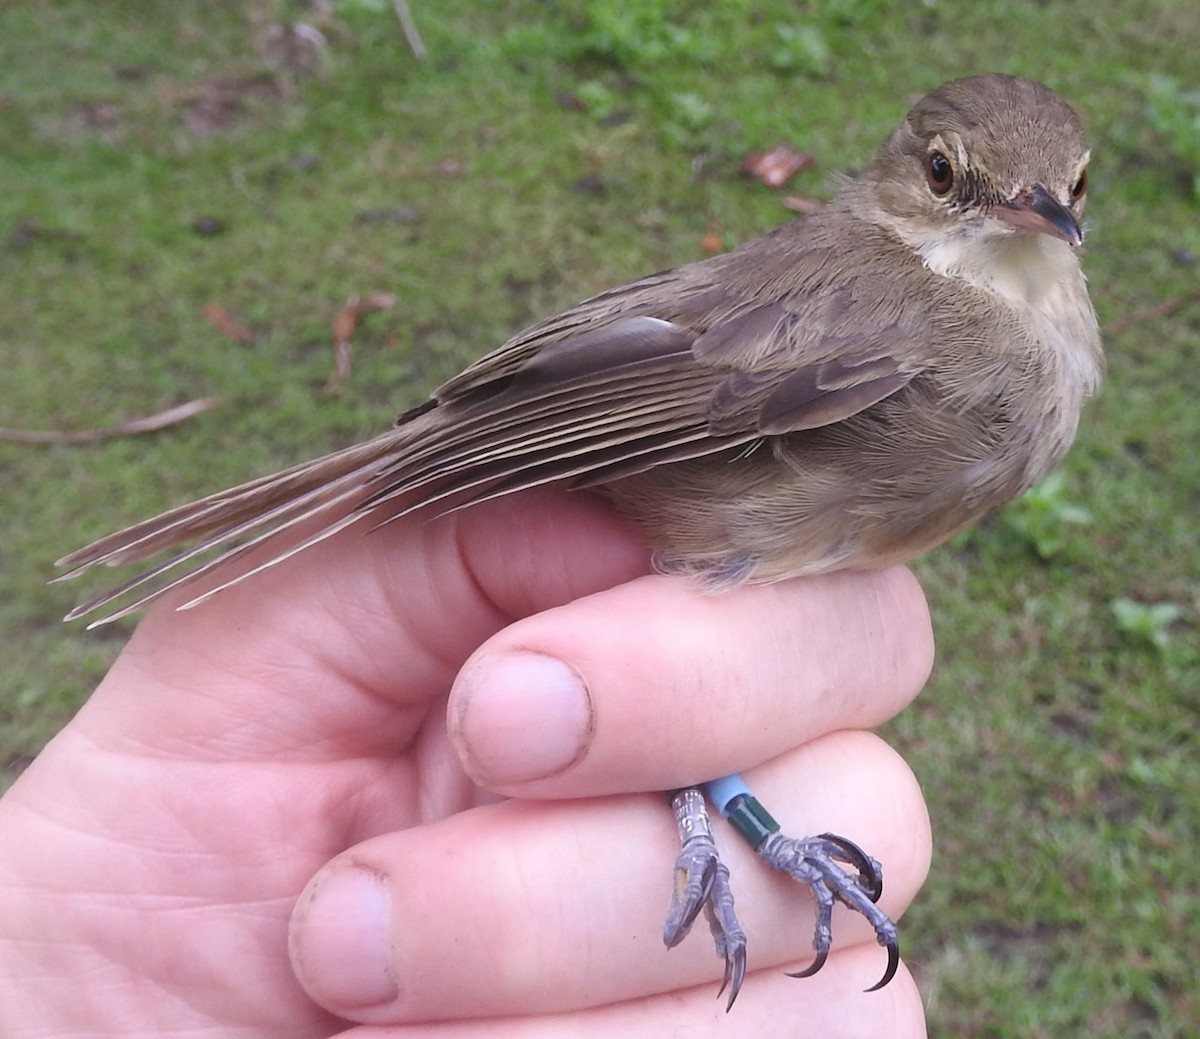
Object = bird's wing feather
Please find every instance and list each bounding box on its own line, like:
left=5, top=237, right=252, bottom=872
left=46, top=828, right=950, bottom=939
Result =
left=59, top=221, right=931, bottom=622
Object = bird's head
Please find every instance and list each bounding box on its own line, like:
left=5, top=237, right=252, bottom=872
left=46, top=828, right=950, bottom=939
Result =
left=870, top=74, right=1091, bottom=251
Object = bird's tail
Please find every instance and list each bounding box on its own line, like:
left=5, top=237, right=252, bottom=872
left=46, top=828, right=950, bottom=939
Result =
left=55, top=429, right=411, bottom=626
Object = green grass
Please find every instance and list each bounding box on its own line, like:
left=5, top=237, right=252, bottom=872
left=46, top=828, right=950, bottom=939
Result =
left=2, top=2, right=1197, bottom=1035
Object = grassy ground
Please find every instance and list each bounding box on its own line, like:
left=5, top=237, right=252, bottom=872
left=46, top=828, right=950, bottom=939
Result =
left=1, top=2, right=1197, bottom=1035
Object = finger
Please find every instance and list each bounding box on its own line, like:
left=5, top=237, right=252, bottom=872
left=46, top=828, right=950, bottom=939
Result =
left=448, top=566, right=932, bottom=795
left=289, top=730, right=931, bottom=1024
left=81, top=488, right=650, bottom=760
left=338, top=950, right=925, bottom=1038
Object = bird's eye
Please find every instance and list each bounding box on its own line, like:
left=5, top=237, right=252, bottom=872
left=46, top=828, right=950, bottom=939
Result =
left=1070, top=170, right=1088, bottom=203
left=926, top=152, right=953, bottom=196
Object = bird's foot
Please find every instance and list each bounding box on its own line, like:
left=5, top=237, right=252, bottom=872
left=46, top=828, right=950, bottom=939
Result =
left=663, top=787, right=747, bottom=1010
left=756, top=828, right=899, bottom=990
left=662, top=780, right=899, bottom=1011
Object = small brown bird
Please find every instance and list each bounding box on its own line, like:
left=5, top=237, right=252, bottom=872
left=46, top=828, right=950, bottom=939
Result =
left=58, top=74, right=1102, bottom=1006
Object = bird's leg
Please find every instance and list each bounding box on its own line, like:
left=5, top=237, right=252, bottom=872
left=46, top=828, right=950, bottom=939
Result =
left=662, top=776, right=900, bottom=1010
left=663, top=787, right=747, bottom=1010
left=710, top=774, right=901, bottom=991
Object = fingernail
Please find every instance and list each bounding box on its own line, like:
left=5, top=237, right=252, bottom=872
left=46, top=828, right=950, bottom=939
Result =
left=289, top=863, right=399, bottom=1009
left=452, top=651, right=593, bottom=784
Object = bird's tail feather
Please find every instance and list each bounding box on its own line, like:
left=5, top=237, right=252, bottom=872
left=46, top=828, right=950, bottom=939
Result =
left=55, top=430, right=408, bottom=626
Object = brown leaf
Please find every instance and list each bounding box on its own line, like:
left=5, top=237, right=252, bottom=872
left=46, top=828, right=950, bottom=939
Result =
left=326, top=341, right=353, bottom=394
left=741, top=145, right=814, bottom=190
left=1102, top=287, right=1200, bottom=337
left=391, top=0, right=427, bottom=61
left=782, top=194, right=824, bottom=216
left=201, top=302, right=256, bottom=344
left=0, top=398, right=223, bottom=445
left=700, top=232, right=724, bottom=254
left=325, top=292, right=398, bottom=392
left=163, top=75, right=283, bottom=136
left=257, top=23, right=329, bottom=81
left=554, top=91, right=587, bottom=112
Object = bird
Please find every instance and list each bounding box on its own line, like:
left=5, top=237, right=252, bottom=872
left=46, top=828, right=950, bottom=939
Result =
left=57, top=73, right=1102, bottom=1009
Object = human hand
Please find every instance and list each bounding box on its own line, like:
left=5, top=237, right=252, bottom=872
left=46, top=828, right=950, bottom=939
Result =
left=0, top=488, right=933, bottom=1037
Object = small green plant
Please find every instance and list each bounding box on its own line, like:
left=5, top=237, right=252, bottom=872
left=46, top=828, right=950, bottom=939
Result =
left=1000, top=472, right=1092, bottom=560
left=1111, top=598, right=1183, bottom=650
left=573, top=79, right=620, bottom=121
left=665, top=91, right=713, bottom=131
left=578, top=0, right=716, bottom=69
left=820, top=0, right=893, bottom=26
left=769, top=25, right=831, bottom=77
left=656, top=90, right=716, bottom=149
left=1144, top=74, right=1200, bottom=198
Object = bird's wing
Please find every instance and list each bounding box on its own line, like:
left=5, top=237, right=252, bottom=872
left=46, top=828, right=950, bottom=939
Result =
left=366, top=230, right=924, bottom=503
left=59, top=223, right=927, bottom=623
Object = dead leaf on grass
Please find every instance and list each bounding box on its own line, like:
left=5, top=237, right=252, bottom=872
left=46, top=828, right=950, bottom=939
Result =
left=258, top=23, right=329, bottom=81
left=782, top=194, right=824, bottom=215
left=163, top=75, right=283, bottom=136
left=325, top=292, right=398, bottom=393
left=0, top=398, right=223, bottom=445
left=741, top=145, right=814, bottom=189
left=1103, top=287, right=1200, bottom=337
left=201, top=302, right=256, bottom=344
left=430, top=158, right=465, bottom=178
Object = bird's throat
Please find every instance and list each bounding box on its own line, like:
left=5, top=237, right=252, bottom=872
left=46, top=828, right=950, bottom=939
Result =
left=913, top=226, right=1078, bottom=313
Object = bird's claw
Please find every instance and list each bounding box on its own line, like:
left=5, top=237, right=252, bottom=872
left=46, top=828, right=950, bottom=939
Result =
left=705, top=860, right=747, bottom=1010
left=664, top=790, right=748, bottom=1010
left=759, top=830, right=900, bottom=991
left=786, top=944, right=828, bottom=979
left=866, top=940, right=902, bottom=992
left=814, top=831, right=885, bottom=901
left=662, top=837, right=717, bottom=947
left=664, top=789, right=898, bottom=1006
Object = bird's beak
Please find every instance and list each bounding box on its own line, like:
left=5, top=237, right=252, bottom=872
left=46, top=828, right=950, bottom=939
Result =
left=991, top=184, right=1083, bottom=247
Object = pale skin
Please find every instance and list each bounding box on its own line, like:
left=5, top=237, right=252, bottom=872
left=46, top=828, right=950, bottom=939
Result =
left=0, top=488, right=933, bottom=1037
